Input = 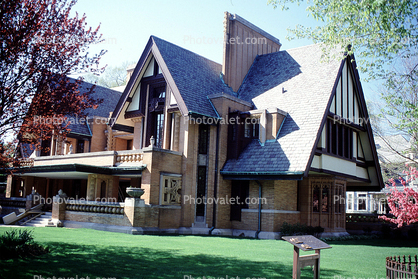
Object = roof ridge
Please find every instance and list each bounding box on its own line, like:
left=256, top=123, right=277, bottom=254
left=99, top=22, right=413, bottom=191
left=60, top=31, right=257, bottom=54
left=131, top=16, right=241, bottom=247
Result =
left=151, top=35, right=221, bottom=67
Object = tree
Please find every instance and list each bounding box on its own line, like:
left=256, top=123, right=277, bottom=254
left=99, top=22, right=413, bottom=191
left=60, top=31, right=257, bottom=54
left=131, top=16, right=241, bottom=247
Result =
left=378, top=57, right=418, bottom=151
left=379, top=165, right=418, bottom=227
left=83, top=61, right=135, bottom=88
left=0, top=0, right=105, bottom=169
left=267, top=0, right=418, bottom=172
left=267, top=0, right=418, bottom=79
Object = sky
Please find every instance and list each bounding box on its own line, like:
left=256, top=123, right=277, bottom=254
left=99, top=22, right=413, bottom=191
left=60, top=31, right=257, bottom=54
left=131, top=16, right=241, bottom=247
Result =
left=73, top=0, right=380, bottom=100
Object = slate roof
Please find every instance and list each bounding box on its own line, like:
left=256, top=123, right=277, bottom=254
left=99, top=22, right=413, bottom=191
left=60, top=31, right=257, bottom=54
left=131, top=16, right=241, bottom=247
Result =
left=152, top=36, right=233, bottom=118
left=222, top=44, right=342, bottom=174
left=66, top=80, right=122, bottom=137
left=20, top=143, right=36, bottom=158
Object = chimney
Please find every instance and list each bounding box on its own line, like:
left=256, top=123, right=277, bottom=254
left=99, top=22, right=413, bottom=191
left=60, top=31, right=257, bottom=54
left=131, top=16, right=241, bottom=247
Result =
left=222, top=12, right=282, bottom=92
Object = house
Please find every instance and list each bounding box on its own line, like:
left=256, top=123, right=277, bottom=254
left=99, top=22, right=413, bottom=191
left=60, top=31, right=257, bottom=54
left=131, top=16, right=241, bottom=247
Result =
left=5, top=12, right=383, bottom=238
left=7, top=80, right=123, bottom=199
left=346, top=134, right=416, bottom=214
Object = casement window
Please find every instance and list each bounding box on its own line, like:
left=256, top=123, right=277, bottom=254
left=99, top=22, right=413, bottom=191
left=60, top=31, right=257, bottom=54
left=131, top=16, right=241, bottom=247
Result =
left=326, top=119, right=353, bottom=160
left=244, top=121, right=259, bottom=139
left=160, top=173, right=182, bottom=205
left=347, top=193, right=354, bottom=210
left=40, top=139, right=51, bottom=156
left=357, top=193, right=367, bottom=211
left=312, top=184, right=331, bottom=213
left=334, top=185, right=344, bottom=213
left=76, top=139, right=84, bottom=153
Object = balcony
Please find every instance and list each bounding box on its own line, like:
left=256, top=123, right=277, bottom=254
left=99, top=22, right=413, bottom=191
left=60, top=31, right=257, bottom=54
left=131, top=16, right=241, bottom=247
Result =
left=21, top=150, right=144, bottom=168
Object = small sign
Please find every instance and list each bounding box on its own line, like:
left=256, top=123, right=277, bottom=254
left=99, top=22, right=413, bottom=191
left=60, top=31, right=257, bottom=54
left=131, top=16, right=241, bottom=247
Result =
left=282, top=235, right=332, bottom=279
left=282, top=235, right=332, bottom=251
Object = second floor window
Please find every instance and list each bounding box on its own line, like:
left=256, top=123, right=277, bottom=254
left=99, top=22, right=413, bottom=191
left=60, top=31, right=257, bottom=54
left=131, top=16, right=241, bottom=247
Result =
left=326, top=119, right=353, bottom=160
left=76, top=140, right=84, bottom=153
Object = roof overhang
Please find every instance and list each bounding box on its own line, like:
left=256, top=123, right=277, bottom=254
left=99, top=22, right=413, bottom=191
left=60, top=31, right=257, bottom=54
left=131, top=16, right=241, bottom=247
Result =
left=221, top=171, right=304, bottom=181
left=10, top=163, right=146, bottom=180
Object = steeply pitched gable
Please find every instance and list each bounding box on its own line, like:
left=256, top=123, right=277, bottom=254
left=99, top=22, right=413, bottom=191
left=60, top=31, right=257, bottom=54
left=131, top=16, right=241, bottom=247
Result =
left=222, top=44, right=341, bottom=176
left=111, top=36, right=233, bottom=126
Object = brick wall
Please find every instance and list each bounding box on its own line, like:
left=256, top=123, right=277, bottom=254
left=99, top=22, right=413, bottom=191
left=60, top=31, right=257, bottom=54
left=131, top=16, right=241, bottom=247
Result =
left=65, top=211, right=131, bottom=226
left=90, top=119, right=108, bottom=152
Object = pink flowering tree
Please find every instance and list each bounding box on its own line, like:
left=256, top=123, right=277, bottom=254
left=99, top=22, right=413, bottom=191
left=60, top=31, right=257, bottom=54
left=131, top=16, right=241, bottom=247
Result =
left=379, top=165, right=418, bottom=227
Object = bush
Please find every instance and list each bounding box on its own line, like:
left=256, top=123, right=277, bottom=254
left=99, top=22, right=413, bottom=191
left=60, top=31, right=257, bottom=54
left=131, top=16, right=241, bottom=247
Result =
left=320, top=234, right=380, bottom=242
left=0, top=229, right=49, bottom=260
left=280, top=222, right=324, bottom=237
left=408, top=227, right=418, bottom=241
left=381, top=224, right=392, bottom=239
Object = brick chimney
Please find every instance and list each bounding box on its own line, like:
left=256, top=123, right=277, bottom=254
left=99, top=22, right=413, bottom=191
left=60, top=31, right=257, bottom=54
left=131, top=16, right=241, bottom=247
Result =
left=222, top=12, right=282, bottom=92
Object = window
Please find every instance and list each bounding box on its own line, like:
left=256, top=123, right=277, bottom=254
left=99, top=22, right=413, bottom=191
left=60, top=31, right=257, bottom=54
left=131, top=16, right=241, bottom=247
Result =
left=312, top=184, right=331, bottom=213
left=160, top=174, right=182, bottom=205
left=322, top=187, right=329, bottom=212
left=40, top=139, right=51, bottom=156
left=347, top=193, right=353, bottom=210
left=326, top=119, right=353, bottom=160
left=198, top=125, right=209, bottom=155
left=155, top=113, right=164, bottom=148
left=334, top=186, right=344, bottom=213
left=358, top=194, right=367, bottom=210
left=76, top=140, right=84, bottom=153
left=244, top=121, right=259, bottom=139
left=313, top=186, right=320, bottom=212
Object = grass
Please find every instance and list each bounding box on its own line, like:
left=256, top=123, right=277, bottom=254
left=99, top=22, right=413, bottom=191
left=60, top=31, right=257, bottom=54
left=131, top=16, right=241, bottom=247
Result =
left=0, top=227, right=417, bottom=279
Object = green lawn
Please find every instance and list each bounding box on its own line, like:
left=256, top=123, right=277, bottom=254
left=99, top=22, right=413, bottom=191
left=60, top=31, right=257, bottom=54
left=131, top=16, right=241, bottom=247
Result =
left=0, top=227, right=417, bottom=279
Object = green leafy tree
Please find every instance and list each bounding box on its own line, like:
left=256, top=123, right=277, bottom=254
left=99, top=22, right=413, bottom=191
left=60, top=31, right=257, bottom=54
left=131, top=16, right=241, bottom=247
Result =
left=267, top=0, right=418, bottom=79
left=267, top=0, right=418, bottom=171
left=0, top=0, right=105, bottom=169
left=84, top=61, right=135, bottom=88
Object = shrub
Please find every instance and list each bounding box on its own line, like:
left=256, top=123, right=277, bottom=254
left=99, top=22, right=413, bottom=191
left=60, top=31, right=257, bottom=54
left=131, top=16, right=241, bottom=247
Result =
left=320, top=234, right=379, bottom=242
left=381, top=224, right=392, bottom=239
left=280, top=222, right=324, bottom=237
left=408, top=227, right=418, bottom=241
left=0, top=229, right=49, bottom=260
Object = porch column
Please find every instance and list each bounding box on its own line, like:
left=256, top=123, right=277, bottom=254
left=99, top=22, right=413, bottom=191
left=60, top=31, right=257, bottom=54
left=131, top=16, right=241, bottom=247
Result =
left=131, top=117, right=143, bottom=150
left=87, top=174, right=118, bottom=201
left=6, top=175, right=12, bottom=198
left=86, top=174, right=97, bottom=201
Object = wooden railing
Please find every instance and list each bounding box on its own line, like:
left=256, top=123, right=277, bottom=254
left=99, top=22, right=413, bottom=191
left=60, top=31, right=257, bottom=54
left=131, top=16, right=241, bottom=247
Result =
left=386, top=255, right=418, bottom=278
left=65, top=201, right=124, bottom=215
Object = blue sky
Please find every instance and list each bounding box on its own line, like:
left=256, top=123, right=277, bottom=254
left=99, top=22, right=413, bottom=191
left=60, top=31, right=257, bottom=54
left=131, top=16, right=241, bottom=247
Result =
left=73, top=0, right=380, bottom=100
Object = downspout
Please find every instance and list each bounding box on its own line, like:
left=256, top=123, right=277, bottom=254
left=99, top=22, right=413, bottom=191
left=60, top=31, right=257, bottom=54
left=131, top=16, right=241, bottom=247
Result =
left=255, top=180, right=262, bottom=239
left=86, top=119, right=93, bottom=152
left=209, top=122, right=220, bottom=235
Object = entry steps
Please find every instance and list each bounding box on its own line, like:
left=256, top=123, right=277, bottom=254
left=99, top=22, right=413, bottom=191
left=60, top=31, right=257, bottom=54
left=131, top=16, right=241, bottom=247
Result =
left=24, top=212, right=54, bottom=227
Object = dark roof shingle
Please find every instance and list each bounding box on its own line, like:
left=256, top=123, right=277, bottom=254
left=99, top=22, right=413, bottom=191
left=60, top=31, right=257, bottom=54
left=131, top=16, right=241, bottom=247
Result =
left=222, top=44, right=342, bottom=174
left=152, top=36, right=234, bottom=118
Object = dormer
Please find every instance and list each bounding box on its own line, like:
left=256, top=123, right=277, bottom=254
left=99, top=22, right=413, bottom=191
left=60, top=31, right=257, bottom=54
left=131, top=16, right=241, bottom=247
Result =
left=226, top=107, right=287, bottom=160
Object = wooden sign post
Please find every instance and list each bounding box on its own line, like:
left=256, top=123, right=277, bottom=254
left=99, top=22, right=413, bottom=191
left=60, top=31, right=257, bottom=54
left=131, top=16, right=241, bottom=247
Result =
left=282, top=235, right=332, bottom=279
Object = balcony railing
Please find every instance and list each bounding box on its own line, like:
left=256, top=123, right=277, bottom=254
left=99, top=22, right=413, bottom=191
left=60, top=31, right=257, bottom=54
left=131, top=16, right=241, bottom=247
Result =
left=115, top=150, right=143, bottom=165
left=18, top=150, right=144, bottom=168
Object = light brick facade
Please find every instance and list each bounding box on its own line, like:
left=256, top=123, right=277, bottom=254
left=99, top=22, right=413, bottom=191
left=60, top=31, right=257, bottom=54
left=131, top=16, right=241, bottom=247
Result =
left=6, top=12, right=382, bottom=238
